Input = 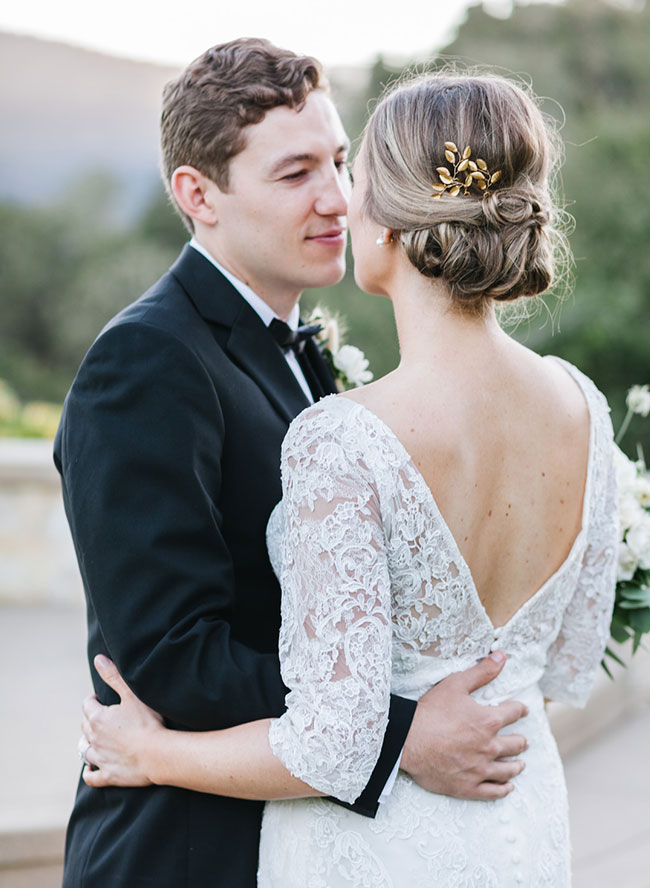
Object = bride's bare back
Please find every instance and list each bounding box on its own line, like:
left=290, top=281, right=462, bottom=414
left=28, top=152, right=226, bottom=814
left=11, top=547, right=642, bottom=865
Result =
left=343, top=339, right=590, bottom=629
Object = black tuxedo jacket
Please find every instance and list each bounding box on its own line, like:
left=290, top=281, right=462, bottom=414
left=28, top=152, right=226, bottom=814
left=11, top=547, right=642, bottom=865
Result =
left=54, top=245, right=416, bottom=887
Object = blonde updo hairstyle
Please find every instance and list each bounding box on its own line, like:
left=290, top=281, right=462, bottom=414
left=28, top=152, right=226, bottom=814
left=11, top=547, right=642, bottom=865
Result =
left=362, top=71, right=569, bottom=315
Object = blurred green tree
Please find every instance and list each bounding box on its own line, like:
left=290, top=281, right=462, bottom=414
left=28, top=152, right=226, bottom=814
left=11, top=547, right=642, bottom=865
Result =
left=0, top=175, right=180, bottom=400
left=440, top=0, right=650, bottom=450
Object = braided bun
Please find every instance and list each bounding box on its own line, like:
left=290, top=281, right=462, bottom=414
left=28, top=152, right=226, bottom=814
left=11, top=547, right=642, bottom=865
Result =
left=362, top=72, right=569, bottom=315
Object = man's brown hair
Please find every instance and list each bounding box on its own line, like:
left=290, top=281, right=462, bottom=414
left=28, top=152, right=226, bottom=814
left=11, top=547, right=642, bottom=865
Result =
left=160, top=38, right=326, bottom=230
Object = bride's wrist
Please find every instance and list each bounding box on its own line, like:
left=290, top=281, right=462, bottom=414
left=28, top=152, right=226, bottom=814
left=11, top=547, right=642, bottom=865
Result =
left=145, top=725, right=169, bottom=786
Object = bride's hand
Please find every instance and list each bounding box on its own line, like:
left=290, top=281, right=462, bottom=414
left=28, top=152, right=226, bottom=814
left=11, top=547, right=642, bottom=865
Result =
left=80, top=654, right=164, bottom=788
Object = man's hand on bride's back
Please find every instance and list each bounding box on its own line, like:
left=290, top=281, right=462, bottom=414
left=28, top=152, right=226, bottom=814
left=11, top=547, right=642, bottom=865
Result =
left=400, top=651, right=528, bottom=801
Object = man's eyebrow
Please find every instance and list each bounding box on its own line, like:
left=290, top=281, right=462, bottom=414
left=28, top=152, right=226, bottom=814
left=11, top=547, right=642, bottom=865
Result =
left=267, top=143, right=350, bottom=178
left=268, top=153, right=316, bottom=177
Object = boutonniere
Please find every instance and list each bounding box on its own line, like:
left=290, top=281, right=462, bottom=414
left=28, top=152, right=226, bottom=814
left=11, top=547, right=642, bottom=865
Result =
left=308, top=305, right=373, bottom=391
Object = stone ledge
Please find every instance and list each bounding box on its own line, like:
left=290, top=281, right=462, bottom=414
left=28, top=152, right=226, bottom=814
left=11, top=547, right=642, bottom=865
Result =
left=0, top=827, right=64, bottom=888
left=0, top=440, right=83, bottom=606
left=0, top=828, right=64, bottom=870
left=0, top=439, right=58, bottom=486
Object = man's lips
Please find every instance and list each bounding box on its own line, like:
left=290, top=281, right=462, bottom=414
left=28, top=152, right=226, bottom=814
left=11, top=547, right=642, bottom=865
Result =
left=306, top=228, right=347, bottom=245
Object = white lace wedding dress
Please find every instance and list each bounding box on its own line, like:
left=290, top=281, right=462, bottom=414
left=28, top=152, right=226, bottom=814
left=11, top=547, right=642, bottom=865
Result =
left=258, top=357, right=618, bottom=888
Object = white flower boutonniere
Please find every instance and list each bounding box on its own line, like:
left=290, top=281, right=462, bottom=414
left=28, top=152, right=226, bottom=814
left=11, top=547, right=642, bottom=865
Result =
left=308, top=305, right=373, bottom=391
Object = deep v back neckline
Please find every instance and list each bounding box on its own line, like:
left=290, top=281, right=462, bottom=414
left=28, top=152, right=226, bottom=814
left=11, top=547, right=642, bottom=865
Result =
left=332, top=356, right=595, bottom=633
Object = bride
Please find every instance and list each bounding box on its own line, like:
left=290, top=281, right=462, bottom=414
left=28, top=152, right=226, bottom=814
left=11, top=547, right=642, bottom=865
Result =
left=79, top=71, right=618, bottom=886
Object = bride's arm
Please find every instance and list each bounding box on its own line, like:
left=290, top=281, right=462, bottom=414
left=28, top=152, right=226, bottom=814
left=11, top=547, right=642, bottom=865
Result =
left=82, top=405, right=393, bottom=803
left=539, top=436, right=618, bottom=707
left=82, top=654, right=322, bottom=799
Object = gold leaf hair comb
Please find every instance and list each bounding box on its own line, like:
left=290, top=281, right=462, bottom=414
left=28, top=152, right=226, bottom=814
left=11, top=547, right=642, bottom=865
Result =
left=431, top=142, right=502, bottom=198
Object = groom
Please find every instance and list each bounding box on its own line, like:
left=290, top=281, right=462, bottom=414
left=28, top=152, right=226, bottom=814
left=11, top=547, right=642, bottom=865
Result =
left=55, top=38, right=527, bottom=887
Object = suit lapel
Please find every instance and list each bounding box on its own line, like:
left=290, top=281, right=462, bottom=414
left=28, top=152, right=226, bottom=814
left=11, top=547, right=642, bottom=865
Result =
left=226, top=317, right=311, bottom=423
left=302, top=337, right=339, bottom=396
left=170, top=245, right=311, bottom=424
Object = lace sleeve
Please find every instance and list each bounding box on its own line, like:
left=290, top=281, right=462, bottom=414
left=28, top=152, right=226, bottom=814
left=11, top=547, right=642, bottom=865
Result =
left=268, top=403, right=392, bottom=804
left=540, top=438, right=618, bottom=707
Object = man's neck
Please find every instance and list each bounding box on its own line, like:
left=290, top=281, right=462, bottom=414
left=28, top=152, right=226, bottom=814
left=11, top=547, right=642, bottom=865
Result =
left=189, top=237, right=301, bottom=327
left=189, top=237, right=301, bottom=321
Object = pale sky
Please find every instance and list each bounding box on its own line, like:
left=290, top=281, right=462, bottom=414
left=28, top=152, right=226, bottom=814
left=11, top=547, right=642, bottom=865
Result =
left=0, top=0, right=537, bottom=68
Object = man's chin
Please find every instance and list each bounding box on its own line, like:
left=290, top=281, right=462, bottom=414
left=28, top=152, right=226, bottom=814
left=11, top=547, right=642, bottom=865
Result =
left=306, top=262, right=347, bottom=290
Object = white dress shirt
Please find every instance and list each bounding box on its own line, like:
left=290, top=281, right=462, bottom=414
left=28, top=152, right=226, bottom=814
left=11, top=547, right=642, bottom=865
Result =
left=189, top=238, right=313, bottom=403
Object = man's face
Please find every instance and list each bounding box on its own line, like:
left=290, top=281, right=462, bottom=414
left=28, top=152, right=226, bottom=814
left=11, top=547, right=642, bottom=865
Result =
left=205, top=90, right=350, bottom=309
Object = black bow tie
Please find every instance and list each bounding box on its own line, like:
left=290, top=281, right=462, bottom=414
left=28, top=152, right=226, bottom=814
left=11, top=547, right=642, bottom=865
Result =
left=268, top=318, right=322, bottom=355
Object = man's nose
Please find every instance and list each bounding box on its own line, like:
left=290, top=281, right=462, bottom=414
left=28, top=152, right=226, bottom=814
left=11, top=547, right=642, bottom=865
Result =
left=314, top=165, right=349, bottom=216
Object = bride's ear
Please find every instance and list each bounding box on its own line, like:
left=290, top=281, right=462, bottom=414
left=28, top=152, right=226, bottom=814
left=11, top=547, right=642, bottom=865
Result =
left=171, top=166, right=220, bottom=226
left=375, top=228, right=394, bottom=247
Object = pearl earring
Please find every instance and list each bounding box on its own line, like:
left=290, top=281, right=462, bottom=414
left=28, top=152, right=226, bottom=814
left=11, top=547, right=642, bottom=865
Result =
left=376, top=229, right=392, bottom=246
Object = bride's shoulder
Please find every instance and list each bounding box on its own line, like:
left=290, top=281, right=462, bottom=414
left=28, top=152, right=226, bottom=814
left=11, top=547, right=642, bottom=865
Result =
left=282, top=390, right=399, bottom=475
left=542, top=354, right=612, bottom=416
left=283, top=394, right=366, bottom=452
left=289, top=393, right=357, bottom=430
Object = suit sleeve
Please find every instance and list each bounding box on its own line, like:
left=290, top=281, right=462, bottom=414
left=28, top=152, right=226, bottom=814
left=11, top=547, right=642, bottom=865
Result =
left=56, top=320, right=287, bottom=730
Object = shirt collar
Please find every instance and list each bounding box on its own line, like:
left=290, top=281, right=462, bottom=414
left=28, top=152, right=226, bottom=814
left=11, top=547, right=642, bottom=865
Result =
left=189, top=238, right=300, bottom=331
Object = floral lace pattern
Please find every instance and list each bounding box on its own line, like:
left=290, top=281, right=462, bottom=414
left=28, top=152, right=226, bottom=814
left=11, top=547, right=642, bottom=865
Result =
left=260, top=357, right=618, bottom=887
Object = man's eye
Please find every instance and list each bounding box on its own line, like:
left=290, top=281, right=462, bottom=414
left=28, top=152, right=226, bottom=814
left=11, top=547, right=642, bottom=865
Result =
left=282, top=170, right=307, bottom=181
left=336, top=161, right=353, bottom=182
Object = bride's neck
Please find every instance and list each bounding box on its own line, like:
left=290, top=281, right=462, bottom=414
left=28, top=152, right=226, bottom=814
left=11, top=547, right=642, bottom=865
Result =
left=389, top=270, right=506, bottom=372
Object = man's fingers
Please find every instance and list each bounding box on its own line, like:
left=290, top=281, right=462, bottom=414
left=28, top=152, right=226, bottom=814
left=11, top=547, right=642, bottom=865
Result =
left=493, top=700, right=529, bottom=729
left=472, top=781, right=514, bottom=801
left=457, top=651, right=507, bottom=694
left=483, top=760, right=526, bottom=784
left=93, top=654, right=132, bottom=702
left=494, top=733, right=528, bottom=760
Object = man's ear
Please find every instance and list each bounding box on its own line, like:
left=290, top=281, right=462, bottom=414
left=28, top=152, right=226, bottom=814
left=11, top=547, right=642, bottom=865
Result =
left=170, top=166, right=220, bottom=226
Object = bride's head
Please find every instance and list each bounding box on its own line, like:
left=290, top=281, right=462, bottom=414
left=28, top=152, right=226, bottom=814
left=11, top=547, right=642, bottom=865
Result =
left=350, top=70, right=569, bottom=316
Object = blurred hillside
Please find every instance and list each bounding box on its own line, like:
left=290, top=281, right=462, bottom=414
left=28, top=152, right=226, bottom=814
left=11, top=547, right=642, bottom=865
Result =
left=0, top=31, right=367, bottom=216
left=0, top=32, right=178, bottom=215
left=0, top=0, right=648, bottom=451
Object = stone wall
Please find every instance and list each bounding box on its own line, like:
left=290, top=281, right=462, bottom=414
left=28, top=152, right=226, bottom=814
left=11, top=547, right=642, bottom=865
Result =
left=0, top=439, right=83, bottom=605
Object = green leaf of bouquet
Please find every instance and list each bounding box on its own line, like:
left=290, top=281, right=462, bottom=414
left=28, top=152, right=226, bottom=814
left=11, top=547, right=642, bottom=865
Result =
left=610, top=609, right=632, bottom=642
left=603, top=646, right=626, bottom=668
left=618, top=599, right=650, bottom=610
left=619, top=586, right=650, bottom=603
left=628, top=608, right=650, bottom=633
left=610, top=623, right=632, bottom=643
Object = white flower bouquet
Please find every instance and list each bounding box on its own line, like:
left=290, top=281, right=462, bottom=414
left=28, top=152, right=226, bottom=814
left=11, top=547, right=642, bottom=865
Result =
left=606, top=385, right=650, bottom=674
left=308, top=305, right=373, bottom=390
